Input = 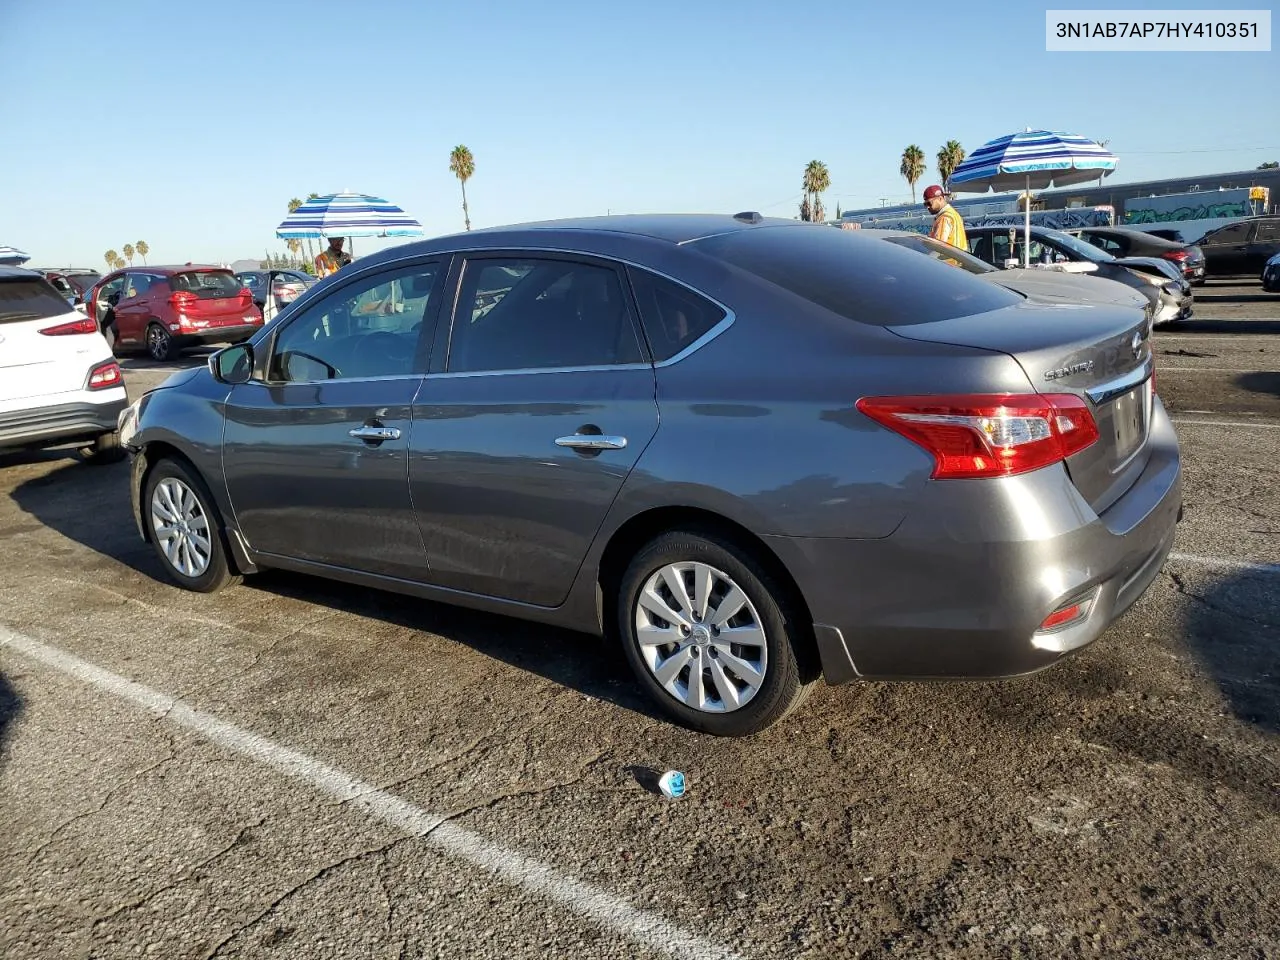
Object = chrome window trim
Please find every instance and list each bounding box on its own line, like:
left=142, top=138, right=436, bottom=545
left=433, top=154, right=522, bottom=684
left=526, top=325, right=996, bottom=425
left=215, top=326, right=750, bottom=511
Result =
left=426, top=246, right=737, bottom=377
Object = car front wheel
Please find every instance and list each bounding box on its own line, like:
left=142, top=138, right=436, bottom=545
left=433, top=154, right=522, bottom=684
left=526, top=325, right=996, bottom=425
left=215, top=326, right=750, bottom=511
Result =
left=617, top=530, right=814, bottom=736
left=143, top=457, right=241, bottom=593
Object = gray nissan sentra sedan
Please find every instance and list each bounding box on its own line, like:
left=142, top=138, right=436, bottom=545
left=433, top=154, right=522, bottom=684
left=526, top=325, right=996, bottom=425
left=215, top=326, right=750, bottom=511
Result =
left=119, top=213, right=1182, bottom=736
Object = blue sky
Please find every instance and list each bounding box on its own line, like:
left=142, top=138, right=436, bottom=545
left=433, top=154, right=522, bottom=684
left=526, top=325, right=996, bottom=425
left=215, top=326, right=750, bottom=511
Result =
left=2, top=0, right=1275, bottom=268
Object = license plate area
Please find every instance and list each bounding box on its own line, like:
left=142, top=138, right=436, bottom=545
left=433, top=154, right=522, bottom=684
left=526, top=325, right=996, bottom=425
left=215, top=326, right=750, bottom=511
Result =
left=1110, top=380, right=1150, bottom=467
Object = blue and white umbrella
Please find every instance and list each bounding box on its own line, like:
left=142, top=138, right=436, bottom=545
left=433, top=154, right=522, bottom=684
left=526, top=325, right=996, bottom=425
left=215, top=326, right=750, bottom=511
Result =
left=0, top=245, right=32, bottom=266
left=275, top=191, right=425, bottom=241
left=948, top=129, right=1117, bottom=267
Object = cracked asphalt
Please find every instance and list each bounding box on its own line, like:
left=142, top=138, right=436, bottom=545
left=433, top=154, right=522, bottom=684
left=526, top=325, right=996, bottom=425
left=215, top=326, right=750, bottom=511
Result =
left=1, top=279, right=1277, bottom=959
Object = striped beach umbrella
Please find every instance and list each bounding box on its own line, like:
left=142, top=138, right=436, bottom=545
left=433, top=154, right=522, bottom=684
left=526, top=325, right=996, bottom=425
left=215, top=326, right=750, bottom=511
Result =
left=275, top=192, right=425, bottom=240
left=0, top=245, right=32, bottom=266
left=948, top=130, right=1117, bottom=267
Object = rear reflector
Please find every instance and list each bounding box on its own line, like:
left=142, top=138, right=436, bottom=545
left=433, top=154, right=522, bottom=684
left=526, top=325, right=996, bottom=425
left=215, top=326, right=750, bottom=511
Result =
left=39, top=315, right=98, bottom=336
left=87, top=360, right=123, bottom=391
left=856, top=394, right=1100, bottom=479
left=1038, top=603, right=1087, bottom=632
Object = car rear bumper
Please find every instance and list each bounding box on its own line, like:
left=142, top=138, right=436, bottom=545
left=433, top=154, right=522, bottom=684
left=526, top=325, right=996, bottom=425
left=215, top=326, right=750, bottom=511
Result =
left=768, top=396, right=1182, bottom=684
left=174, top=322, right=262, bottom=346
left=0, top=395, right=128, bottom=451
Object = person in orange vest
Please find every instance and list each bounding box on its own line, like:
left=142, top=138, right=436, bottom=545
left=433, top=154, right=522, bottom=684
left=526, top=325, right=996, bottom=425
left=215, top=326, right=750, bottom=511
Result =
left=315, top=236, right=352, bottom=277
left=923, top=185, right=967, bottom=250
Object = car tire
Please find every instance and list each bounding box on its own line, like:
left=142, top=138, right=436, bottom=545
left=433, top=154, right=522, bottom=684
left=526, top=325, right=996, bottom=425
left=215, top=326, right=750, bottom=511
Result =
left=146, top=323, right=176, bottom=362
left=143, top=457, right=241, bottom=593
left=617, top=529, right=814, bottom=737
left=82, top=431, right=126, bottom=465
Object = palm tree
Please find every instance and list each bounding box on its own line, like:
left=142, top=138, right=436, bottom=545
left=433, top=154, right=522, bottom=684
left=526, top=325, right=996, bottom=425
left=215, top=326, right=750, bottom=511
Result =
left=449, top=145, right=475, bottom=230
left=122, top=244, right=135, bottom=266
left=288, top=197, right=314, bottom=264
left=802, top=160, right=831, bottom=222
left=104, top=250, right=118, bottom=270
left=936, top=140, right=966, bottom=191
left=136, top=241, right=148, bottom=264
left=900, top=145, right=926, bottom=203
left=113, top=257, right=126, bottom=270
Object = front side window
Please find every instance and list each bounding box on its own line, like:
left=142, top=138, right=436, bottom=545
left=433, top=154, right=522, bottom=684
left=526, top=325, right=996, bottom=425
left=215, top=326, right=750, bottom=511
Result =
left=269, top=263, right=440, bottom=382
left=447, top=257, right=643, bottom=372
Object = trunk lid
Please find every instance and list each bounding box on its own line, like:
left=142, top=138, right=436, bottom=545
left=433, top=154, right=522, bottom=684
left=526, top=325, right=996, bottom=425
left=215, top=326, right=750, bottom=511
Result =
left=169, top=270, right=255, bottom=325
left=0, top=277, right=99, bottom=402
left=889, top=300, right=1154, bottom=514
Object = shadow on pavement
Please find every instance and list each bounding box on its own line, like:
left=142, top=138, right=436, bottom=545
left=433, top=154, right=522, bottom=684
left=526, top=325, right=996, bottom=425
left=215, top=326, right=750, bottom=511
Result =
left=1192, top=291, right=1276, bottom=304
left=1176, top=569, right=1280, bottom=738
left=0, top=673, right=23, bottom=767
left=9, top=458, right=661, bottom=725
left=1164, top=319, right=1280, bottom=335
left=1236, top=371, right=1280, bottom=398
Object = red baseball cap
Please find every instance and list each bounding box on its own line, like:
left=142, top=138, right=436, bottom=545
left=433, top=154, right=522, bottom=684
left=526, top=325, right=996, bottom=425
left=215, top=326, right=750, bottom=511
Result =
left=923, top=184, right=945, bottom=200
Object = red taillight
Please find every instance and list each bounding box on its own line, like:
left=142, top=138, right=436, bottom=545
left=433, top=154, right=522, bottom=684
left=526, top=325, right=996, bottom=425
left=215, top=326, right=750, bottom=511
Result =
left=1162, top=250, right=1190, bottom=262
left=169, top=290, right=198, bottom=310
left=1038, top=602, right=1088, bottom=632
left=856, top=393, right=1100, bottom=480
left=39, top=315, right=98, bottom=336
left=87, top=360, right=123, bottom=391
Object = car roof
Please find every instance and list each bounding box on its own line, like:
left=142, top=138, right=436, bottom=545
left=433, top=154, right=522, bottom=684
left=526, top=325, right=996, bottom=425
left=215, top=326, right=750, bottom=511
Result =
left=338, top=213, right=822, bottom=276
left=0, top=265, right=44, bottom=281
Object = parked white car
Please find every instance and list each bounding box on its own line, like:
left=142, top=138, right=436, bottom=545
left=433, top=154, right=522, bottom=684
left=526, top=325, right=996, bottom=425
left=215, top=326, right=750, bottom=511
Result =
left=0, top=267, right=128, bottom=463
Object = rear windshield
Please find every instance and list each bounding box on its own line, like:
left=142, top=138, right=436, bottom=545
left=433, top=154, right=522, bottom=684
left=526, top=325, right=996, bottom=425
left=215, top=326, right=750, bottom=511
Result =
left=0, top=278, right=73, bottom=324
left=692, top=226, right=1020, bottom=326
left=882, top=234, right=996, bottom=275
left=169, top=270, right=241, bottom=298
left=64, top=273, right=100, bottom=294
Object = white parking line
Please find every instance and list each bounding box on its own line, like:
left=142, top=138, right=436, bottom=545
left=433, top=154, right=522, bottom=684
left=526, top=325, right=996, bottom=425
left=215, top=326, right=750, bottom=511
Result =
left=1171, top=418, right=1280, bottom=429
left=0, top=627, right=744, bottom=960
left=1167, top=553, right=1280, bottom=576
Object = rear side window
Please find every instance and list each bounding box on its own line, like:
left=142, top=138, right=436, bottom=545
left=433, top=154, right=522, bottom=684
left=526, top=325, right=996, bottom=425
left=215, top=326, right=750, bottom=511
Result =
left=0, top=278, right=71, bottom=324
left=628, top=268, right=726, bottom=361
left=169, top=271, right=241, bottom=298
left=693, top=226, right=1020, bottom=326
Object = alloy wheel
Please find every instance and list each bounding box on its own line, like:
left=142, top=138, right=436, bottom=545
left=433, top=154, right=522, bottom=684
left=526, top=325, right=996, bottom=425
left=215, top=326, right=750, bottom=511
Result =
left=150, top=477, right=212, bottom=578
left=633, top=561, right=768, bottom=713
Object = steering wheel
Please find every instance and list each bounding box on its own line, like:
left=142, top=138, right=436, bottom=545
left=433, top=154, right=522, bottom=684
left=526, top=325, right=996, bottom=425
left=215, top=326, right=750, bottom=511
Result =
left=351, top=331, right=404, bottom=374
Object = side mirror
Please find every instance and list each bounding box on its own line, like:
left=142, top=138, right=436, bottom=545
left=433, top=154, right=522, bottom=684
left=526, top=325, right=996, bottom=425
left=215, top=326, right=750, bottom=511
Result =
left=209, top=343, right=254, bottom=385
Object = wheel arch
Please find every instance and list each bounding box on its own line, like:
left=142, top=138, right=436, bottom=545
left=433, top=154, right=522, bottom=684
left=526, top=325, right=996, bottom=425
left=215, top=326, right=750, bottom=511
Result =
left=595, top=505, right=821, bottom=682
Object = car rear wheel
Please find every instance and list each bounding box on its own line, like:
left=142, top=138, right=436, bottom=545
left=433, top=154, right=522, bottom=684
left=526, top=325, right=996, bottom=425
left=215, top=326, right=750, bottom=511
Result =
left=146, top=323, right=176, bottom=362
left=617, top=530, right=813, bottom=736
left=143, top=458, right=240, bottom=593
left=82, top=431, right=125, bottom=465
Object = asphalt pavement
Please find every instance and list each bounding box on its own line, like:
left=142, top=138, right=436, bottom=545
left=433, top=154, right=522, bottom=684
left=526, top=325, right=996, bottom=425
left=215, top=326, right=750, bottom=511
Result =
left=1, top=279, right=1277, bottom=959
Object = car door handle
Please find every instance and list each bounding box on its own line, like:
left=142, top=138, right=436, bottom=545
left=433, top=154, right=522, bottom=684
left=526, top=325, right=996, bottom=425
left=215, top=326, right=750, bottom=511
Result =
left=555, top=434, right=628, bottom=450
left=349, top=426, right=401, bottom=442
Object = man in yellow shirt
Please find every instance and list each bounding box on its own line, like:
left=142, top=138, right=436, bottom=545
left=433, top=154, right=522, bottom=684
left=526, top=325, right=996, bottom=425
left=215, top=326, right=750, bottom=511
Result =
left=315, top=236, right=352, bottom=277
left=923, top=185, right=967, bottom=250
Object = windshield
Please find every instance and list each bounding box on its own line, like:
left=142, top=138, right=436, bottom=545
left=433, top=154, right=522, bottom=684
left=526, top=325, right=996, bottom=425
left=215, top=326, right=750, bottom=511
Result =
left=882, top=234, right=996, bottom=275
left=1042, top=229, right=1115, bottom=263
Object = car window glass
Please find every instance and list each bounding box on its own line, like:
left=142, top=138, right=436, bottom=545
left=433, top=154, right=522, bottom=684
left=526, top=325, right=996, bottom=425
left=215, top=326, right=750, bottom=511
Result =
left=100, top=277, right=124, bottom=303
left=627, top=269, right=727, bottom=361
left=123, top=273, right=149, bottom=298
left=47, top=275, right=74, bottom=297
left=270, top=263, right=439, bottom=382
left=1206, top=223, right=1251, bottom=244
left=1255, top=221, right=1280, bottom=242
left=448, top=258, right=643, bottom=373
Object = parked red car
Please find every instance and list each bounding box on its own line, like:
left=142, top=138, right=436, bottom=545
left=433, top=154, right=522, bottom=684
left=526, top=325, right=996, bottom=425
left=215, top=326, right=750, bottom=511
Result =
left=85, top=265, right=263, bottom=361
